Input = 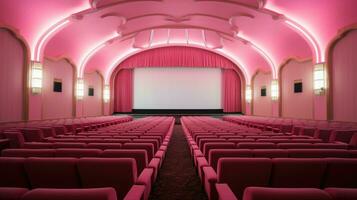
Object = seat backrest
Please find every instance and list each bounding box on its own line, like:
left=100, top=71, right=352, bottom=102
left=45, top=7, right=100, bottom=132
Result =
left=300, top=127, right=317, bottom=137
left=53, top=142, right=87, bottom=148
left=0, top=157, right=29, bottom=187
left=313, top=143, right=348, bottom=149
left=271, top=158, right=326, bottom=188
left=23, top=142, right=54, bottom=149
left=2, top=149, right=55, bottom=157
left=21, top=188, right=118, bottom=200
left=252, top=149, right=289, bottom=158
left=324, top=158, right=357, bottom=188
left=324, top=188, right=357, bottom=200
left=3, top=132, right=25, bottom=148
left=102, top=149, right=148, bottom=174
left=277, top=143, right=314, bottom=149
left=78, top=158, right=137, bottom=200
left=209, top=149, right=252, bottom=171
left=330, top=130, right=356, bottom=143
left=199, top=139, right=226, bottom=151
left=55, top=148, right=102, bottom=158
left=25, top=157, right=80, bottom=188
left=243, top=187, right=332, bottom=200
left=316, top=129, right=333, bottom=143
left=203, top=142, right=236, bottom=158
left=237, top=142, right=276, bottom=149
left=87, top=143, right=122, bottom=150
left=122, top=143, right=154, bottom=161
left=288, top=149, right=349, bottom=158
left=132, top=139, right=159, bottom=153
left=217, top=158, right=272, bottom=198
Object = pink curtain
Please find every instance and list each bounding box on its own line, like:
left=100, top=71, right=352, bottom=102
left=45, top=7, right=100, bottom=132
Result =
left=114, top=69, right=133, bottom=112
left=222, top=69, right=241, bottom=113
left=119, top=46, right=237, bottom=69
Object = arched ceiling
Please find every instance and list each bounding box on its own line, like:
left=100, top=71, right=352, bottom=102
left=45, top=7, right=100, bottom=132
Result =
left=1, top=0, right=356, bottom=84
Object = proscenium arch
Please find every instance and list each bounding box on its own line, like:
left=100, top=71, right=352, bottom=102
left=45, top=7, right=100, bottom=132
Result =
left=109, top=45, right=246, bottom=114
left=104, top=43, right=250, bottom=85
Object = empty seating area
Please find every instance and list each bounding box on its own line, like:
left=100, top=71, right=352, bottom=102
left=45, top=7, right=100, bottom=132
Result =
left=223, top=115, right=357, bottom=148
left=0, top=116, right=175, bottom=200
left=182, top=116, right=357, bottom=200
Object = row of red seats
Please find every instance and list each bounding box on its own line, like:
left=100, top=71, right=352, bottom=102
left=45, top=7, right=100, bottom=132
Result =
left=181, top=116, right=357, bottom=200
left=0, top=116, right=175, bottom=200
left=0, top=116, right=134, bottom=150
left=0, top=157, right=152, bottom=200
left=223, top=115, right=357, bottom=147
left=222, top=115, right=357, bottom=130
left=206, top=158, right=357, bottom=200
left=217, top=186, right=357, bottom=200
left=0, top=187, right=119, bottom=200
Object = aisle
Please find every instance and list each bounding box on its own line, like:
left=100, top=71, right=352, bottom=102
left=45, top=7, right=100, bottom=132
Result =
left=149, top=125, right=208, bottom=200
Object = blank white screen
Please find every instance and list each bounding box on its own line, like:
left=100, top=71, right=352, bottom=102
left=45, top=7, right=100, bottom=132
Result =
left=133, top=67, right=222, bottom=109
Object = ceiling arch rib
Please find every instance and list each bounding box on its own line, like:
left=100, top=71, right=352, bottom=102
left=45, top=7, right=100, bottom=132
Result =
left=32, top=0, right=319, bottom=83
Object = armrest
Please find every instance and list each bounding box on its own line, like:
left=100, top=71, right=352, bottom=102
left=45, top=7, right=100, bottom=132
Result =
left=197, top=157, right=209, bottom=181
left=203, top=166, right=218, bottom=200
left=136, top=168, right=153, bottom=200
left=216, top=183, right=238, bottom=200
left=123, top=185, right=146, bottom=200
left=148, top=158, right=161, bottom=182
left=136, top=168, right=154, bottom=186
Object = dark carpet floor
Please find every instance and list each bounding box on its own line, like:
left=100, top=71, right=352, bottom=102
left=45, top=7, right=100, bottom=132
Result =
left=149, top=125, right=208, bottom=200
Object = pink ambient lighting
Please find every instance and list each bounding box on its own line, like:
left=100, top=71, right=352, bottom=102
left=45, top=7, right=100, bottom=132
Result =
left=237, top=33, right=277, bottom=79
left=284, top=20, right=323, bottom=63
left=33, top=19, right=70, bottom=61
left=78, top=32, right=120, bottom=78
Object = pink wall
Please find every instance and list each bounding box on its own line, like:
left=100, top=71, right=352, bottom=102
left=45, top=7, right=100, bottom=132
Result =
left=281, top=59, right=314, bottom=119
left=42, top=58, right=74, bottom=119
left=82, top=72, right=103, bottom=117
left=253, top=72, right=273, bottom=116
left=332, top=30, right=357, bottom=122
left=0, top=28, right=24, bottom=122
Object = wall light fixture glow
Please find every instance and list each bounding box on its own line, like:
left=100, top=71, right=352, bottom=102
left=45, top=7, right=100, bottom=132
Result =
left=284, top=20, right=322, bottom=63
left=33, top=20, right=70, bottom=61
left=313, top=63, right=326, bottom=95
left=76, top=78, right=84, bottom=100
left=245, top=85, right=252, bottom=103
left=103, top=85, right=110, bottom=103
left=271, top=79, right=279, bottom=101
left=30, top=61, right=43, bottom=94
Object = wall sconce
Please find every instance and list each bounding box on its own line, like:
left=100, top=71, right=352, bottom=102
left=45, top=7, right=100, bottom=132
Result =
left=271, top=79, right=279, bottom=100
left=76, top=79, right=84, bottom=100
left=313, top=63, right=326, bottom=95
left=245, top=85, right=252, bottom=103
left=30, top=61, right=43, bottom=94
left=103, top=85, right=110, bottom=103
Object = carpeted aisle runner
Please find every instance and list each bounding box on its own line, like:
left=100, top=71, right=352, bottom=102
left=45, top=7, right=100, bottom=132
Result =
left=149, top=125, right=208, bottom=200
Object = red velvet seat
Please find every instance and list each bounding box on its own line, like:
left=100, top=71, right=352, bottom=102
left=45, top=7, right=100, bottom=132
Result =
left=53, top=142, right=87, bottom=148
left=288, top=149, right=349, bottom=158
left=237, top=142, right=276, bottom=149
left=243, top=187, right=332, bottom=200
left=199, top=139, right=226, bottom=151
left=216, top=158, right=272, bottom=199
left=23, top=142, right=54, bottom=149
left=87, top=142, right=122, bottom=149
left=0, top=157, right=29, bottom=187
left=55, top=148, right=102, bottom=158
left=102, top=149, right=148, bottom=174
left=2, top=149, right=55, bottom=157
left=77, top=157, right=152, bottom=200
left=325, top=188, right=357, bottom=200
left=132, top=139, right=159, bottom=153
left=122, top=143, right=155, bottom=161
left=24, top=157, right=80, bottom=188
left=252, top=149, right=289, bottom=158
left=0, top=187, right=29, bottom=200
left=209, top=149, right=253, bottom=171
left=329, top=130, right=356, bottom=144
left=324, top=158, right=357, bottom=188
left=21, top=188, right=117, bottom=200
left=271, top=158, right=326, bottom=188
left=203, top=142, right=236, bottom=158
